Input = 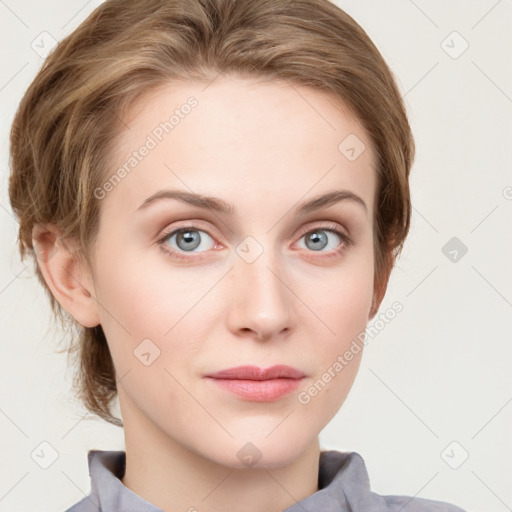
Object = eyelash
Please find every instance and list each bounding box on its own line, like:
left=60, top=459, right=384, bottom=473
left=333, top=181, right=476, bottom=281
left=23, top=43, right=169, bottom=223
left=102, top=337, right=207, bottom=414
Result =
left=156, top=222, right=352, bottom=262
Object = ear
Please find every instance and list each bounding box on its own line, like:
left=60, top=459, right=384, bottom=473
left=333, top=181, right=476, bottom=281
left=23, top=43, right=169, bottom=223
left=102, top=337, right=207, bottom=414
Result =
left=368, top=251, right=393, bottom=321
left=32, top=223, right=100, bottom=328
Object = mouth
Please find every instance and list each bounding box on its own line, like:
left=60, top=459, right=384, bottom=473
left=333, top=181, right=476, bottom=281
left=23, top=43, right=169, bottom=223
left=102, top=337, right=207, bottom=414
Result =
left=204, top=365, right=305, bottom=402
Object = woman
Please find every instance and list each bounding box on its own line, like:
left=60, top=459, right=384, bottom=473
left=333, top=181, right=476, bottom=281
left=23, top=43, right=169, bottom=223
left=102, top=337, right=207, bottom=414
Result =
left=8, top=0, right=466, bottom=510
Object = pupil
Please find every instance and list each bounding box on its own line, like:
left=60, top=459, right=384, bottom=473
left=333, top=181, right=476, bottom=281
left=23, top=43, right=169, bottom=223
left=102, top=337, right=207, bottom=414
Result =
left=307, top=231, right=327, bottom=251
left=178, top=230, right=200, bottom=251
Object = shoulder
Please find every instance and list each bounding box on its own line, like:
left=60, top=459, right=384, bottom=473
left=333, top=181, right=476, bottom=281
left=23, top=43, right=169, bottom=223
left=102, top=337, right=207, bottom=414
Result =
left=320, top=451, right=468, bottom=512
left=380, top=494, right=467, bottom=511
left=63, top=496, right=99, bottom=512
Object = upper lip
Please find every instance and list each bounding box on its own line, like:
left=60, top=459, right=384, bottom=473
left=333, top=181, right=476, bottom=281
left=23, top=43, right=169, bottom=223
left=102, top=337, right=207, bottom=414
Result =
left=205, top=365, right=305, bottom=380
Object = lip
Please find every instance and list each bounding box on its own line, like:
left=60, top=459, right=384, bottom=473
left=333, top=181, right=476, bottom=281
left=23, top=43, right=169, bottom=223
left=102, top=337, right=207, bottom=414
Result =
left=205, top=365, right=305, bottom=380
left=204, top=365, right=305, bottom=402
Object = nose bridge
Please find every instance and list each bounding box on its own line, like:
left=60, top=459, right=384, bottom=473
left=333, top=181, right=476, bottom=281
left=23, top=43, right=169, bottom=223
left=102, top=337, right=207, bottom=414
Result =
left=229, top=235, right=294, bottom=339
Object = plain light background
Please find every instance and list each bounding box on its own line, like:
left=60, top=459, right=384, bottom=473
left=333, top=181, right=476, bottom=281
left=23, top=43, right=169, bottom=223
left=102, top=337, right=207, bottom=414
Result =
left=1, top=1, right=511, bottom=511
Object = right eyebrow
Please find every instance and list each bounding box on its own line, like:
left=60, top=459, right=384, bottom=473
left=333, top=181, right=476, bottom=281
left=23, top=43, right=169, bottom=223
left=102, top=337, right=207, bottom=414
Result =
left=135, top=189, right=235, bottom=215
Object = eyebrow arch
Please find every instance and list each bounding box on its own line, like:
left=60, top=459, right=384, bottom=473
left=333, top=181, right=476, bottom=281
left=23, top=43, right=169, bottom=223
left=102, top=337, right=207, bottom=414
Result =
left=136, top=189, right=235, bottom=214
left=135, top=189, right=367, bottom=215
left=295, top=190, right=367, bottom=215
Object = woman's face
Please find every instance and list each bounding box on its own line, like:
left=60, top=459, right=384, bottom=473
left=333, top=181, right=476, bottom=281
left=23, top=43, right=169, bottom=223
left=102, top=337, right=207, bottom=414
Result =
left=89, top=76, right=377, bottom=468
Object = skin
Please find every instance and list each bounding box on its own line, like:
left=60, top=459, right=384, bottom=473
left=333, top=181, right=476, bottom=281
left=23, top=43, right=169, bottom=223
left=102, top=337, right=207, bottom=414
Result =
left=35, top=75, right=384, bottom=512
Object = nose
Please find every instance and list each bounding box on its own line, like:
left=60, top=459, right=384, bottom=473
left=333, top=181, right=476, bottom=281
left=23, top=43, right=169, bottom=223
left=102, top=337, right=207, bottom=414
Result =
left=226, top=248, right=295, bottom=342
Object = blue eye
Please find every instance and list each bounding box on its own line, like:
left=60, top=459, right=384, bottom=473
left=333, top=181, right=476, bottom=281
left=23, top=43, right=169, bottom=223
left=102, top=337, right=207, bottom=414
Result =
left=157, top=227, right=216, bottom=261
left=294, top=224, right=352, bottom=260
left=298, top=228, right=344, bottom=252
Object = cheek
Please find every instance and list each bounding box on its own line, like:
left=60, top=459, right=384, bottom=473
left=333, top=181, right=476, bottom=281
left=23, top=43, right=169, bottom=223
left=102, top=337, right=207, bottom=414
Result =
left=94, top=245, right=182, bottom=332
left=305, top=258, right=374, bottom=341
left=298, top=275, right=370, bottom=425
left=299, top=250, right=373, bottom=405
left=315, top=277, right=369, bottom=380
left=93, top=248, right=217, bottom=374
left=93, top=258, right=202, bottom=417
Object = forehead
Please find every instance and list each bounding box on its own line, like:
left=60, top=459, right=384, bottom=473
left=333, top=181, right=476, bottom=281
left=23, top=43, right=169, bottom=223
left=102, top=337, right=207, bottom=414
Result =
left=101, top=76, right=377, bottom=222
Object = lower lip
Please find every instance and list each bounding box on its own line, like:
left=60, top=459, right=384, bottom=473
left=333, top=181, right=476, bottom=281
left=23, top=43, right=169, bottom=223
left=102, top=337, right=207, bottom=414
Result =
left=206, top=377, right=303, bottom=401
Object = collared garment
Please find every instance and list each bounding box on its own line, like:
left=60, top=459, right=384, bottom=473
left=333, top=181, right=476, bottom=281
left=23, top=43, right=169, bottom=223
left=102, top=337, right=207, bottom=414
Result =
left=65, top=450, right=466, bottom=511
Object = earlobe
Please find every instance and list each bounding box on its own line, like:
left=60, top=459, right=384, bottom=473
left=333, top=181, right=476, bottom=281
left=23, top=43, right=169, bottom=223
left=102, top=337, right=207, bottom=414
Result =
left=368, top=253, right=393, bottom=321
left=32, top=224, right=100, bottom=328
left=368, top=293, right=380, bottom=321
left=369, top=285, right=385, bottom=321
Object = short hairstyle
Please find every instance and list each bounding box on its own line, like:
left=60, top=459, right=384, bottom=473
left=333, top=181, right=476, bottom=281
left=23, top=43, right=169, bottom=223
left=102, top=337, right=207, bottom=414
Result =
left=8, top=0, right=414, bottom=426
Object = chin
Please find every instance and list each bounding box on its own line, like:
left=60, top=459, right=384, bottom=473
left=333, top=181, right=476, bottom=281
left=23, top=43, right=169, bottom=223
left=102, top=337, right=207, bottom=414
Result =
left=202, top=432, right=315, bottom=470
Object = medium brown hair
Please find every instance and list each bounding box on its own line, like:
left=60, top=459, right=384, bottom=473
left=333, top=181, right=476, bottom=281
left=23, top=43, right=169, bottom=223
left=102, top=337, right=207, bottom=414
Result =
left=8, top=0, right=414, bottom=426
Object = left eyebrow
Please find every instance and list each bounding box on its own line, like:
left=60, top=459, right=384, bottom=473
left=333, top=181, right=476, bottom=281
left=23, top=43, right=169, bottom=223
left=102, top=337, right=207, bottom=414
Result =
left=294, top=190, right=367, bottom=215
left=134, top=189, right=367, bottom=215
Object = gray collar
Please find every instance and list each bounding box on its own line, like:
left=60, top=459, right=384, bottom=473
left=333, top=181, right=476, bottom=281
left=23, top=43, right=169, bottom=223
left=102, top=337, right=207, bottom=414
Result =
left=67, top=449, right=464, bottom=512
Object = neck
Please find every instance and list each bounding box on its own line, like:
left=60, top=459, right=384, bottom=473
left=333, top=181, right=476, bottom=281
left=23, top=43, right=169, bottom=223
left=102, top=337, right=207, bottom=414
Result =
left=120, top=401, right=320, bottom=512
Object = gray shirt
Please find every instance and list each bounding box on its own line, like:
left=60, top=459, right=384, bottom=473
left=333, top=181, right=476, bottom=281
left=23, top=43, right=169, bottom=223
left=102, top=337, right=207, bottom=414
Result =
left=65, top=450, right=466, bottom=511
